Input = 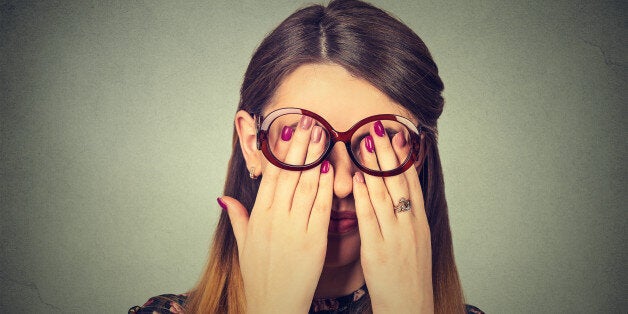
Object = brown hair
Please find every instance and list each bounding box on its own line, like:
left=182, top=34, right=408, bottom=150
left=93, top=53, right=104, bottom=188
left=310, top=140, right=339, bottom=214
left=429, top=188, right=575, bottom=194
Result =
left=186, top=0, right=465, bottom=312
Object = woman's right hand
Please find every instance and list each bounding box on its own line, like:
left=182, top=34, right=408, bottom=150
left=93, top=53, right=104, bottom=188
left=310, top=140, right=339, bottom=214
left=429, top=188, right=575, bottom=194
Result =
left=219, top=115, right=334, bottom=313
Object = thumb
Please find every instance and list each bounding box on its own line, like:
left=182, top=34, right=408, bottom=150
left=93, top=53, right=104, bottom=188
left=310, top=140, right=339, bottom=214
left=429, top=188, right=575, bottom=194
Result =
left=217, top=196, right=249, bottom=250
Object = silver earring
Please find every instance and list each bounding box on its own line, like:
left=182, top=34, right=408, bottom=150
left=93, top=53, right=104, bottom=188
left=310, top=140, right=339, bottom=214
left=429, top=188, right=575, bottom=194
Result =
left=249, top=167, right=258, bottom=180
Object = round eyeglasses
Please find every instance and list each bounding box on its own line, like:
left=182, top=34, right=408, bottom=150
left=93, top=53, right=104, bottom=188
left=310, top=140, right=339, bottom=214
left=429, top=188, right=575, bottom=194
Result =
left=255, top=108, right=425, bottom=177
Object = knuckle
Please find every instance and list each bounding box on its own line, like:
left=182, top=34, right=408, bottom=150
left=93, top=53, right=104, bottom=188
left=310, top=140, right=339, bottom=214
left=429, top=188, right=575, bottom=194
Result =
left=377, top=142, right=394, bottom=155
left=304, top=153, right=321, bottom=165
left=263, top=167, right=280, bottom=181
left=296, top=176, right=317, bottom=194
left=292, top=131, right=311, bottom=145
left=318, top=179, right=332, bottom=196
left=383, top=176, right=400, bottom=188
left=272, top=143, right=289, bottom=160
left=371, top=187, right=390, bottom=203
left=311, top=202, right=326, bottom=214
left=276, top=170, right=298, bottom=185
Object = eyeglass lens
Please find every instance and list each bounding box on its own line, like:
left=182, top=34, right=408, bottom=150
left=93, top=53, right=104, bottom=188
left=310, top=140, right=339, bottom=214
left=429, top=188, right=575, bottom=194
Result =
left=266, top=113, right=412, bottom=172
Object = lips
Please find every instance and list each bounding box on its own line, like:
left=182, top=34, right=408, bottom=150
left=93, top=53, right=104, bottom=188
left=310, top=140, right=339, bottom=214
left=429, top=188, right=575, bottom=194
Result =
left=328, top=210, right=358, bottom=235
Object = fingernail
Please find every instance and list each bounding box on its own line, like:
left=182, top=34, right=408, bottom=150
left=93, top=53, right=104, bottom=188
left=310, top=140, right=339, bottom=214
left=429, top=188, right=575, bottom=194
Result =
left=320, top=160, right=330, bottom=173
left=281, top=126, right=293, bottom=141
left=374, top=120, right=385, bottom=137
left=217, top=197, right=227, bottom=211
left=354, top=172, right=365, bottom=183
left=300, top=115, right=313, bottom=129
left=311, top=126, right=323, bottom=143
left=394, top=132, right=407, bottom=147
left=365, top=135, right=375, bottom=153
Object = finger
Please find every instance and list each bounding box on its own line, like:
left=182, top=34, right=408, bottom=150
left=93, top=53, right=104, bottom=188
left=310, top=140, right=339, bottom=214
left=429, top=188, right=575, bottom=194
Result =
left=273, top=115, right=316, bottom=211
left=370, top=120, right=401, bottom=172
left=249, top=171, right=276, bottom=224
left=394, top=133, right=430, bottom=233
left=272, top=125, right=294, bottom=163
left=397, top=137, right=427, bottom=224
left=392, top=132, right=424, bottom=208
left=400, top=162, right=429, bottom=237
left=352, top=172, right=382, bottom=243
left=250, top=127, right=292, bottom=219
left=283, top=115, right=316, bottom=166
left=307, top=160, right=334, bottom=235
left=219, top=196, right=250, bottom=255
left=359, top=135, right=396, bottom=232
left=370, top=121, right=413, bottom=219
left=291, top=128, right=328, bottom=228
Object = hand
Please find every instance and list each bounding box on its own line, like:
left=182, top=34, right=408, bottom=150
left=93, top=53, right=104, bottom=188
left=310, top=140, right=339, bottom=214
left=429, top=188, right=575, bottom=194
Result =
left=353, top=121, right=434, bottom=313
left=221, top=116, right=333, bottom=313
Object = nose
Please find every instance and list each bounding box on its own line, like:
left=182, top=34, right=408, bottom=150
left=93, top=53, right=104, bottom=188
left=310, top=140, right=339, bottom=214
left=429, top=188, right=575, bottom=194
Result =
left=327, top=142, right=356, bottom=199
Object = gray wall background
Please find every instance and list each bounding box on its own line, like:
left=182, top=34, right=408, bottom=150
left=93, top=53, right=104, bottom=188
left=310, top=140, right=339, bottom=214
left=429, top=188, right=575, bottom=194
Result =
left=1, top=0, right=626, bottom=313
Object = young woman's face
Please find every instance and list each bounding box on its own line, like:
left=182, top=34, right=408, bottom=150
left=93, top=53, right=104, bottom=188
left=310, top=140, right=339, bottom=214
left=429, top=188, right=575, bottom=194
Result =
left=262, top=63, right=415, bottom=267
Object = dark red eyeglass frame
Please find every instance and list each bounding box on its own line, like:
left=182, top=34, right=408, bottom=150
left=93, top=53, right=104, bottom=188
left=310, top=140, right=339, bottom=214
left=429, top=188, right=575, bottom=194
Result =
left=255, top=107, right=426, bottom=177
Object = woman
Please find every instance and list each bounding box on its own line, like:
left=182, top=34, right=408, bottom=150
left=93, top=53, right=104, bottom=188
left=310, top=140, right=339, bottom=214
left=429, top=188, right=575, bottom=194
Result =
left=130, top=0, right=483, bottom=313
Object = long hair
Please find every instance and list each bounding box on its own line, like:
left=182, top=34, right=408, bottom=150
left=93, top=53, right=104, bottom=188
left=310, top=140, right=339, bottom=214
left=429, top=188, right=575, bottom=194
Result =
left=186, top=0, right=465, bottom=313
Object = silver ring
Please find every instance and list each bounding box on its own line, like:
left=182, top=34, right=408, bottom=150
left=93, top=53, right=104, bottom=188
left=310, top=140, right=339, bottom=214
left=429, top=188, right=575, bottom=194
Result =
left=394, top=197, right=411, bottom=213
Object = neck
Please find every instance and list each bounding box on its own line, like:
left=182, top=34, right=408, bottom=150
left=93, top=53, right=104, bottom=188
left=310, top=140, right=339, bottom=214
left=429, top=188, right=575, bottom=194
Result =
left=314, top=259, right=365, bottom=299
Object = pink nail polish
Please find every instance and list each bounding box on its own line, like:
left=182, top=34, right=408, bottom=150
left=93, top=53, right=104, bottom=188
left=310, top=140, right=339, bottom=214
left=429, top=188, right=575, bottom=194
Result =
left=281, top=126, right=293, bottom=141
left=217, top=197, right=227, bottom=211
left=320, top=160, right=330, bottom=173
left=354, top=172, right=365, bottom=183
left=311, top=126, right=323, bottom=143
left=300, top=115, right=313, bottom=129
left=365, top=135, right=375, bottom=153
left=394, top=132, right=407, bottom=147
left=374, top=120, right=385, bottom=137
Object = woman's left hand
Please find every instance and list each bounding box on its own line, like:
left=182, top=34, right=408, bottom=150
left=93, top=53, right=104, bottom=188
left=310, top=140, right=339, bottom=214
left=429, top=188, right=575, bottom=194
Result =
left=353, top=121, right=434, bottom=313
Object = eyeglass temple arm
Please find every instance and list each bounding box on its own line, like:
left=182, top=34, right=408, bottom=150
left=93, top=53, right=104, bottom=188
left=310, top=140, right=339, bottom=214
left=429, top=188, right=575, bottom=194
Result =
left=255, top=114, right=263, bottom=150
left=412, top=125, right=429, bottom=166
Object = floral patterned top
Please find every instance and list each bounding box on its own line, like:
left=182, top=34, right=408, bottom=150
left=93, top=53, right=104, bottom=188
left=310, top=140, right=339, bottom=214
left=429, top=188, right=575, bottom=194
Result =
left=129, top=285, right=484, bottom=313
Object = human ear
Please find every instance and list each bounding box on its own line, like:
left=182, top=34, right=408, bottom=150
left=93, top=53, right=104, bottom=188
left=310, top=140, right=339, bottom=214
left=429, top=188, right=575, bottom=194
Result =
left=234, top=110, right=262, bottom=178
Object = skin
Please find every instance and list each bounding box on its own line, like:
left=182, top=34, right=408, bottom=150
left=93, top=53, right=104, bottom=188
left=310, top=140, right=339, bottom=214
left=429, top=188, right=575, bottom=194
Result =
left=222, top=63, right=434, bottom=313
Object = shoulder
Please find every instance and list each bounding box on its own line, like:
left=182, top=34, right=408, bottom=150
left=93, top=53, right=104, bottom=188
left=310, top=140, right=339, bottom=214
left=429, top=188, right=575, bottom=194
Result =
left=466, top=304, right=485, bottom=314
left=128, top=293, right=188, bottom=314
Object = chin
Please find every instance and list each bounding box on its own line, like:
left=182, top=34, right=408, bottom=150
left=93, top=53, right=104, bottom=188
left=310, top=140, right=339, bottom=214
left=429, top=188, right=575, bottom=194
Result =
left=324, top=228, right=361, bottom=267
